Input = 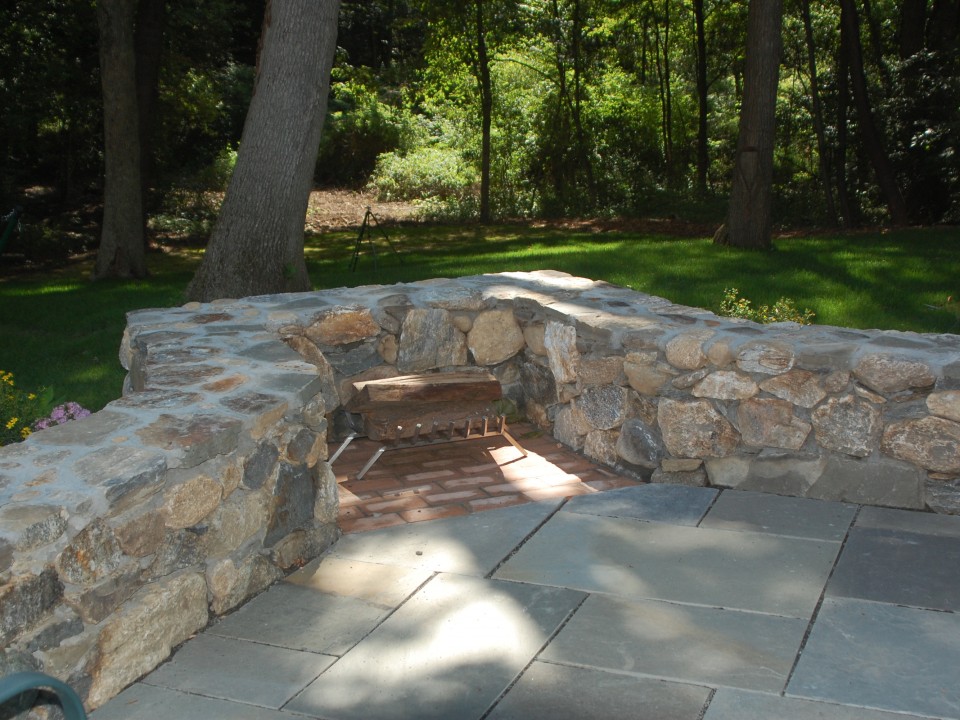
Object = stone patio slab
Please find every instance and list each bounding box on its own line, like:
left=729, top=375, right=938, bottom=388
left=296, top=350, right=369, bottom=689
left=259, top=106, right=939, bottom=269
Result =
left=90, top=683, right=301, bottom=719
left=485, top=661, right=711, bottom=720
left=788, top=597, right=960, bottom=719
left=495, top=511, right=840, bottom=616
left=541, top=595, right=808, bottom=692
left=562, top=484, right=718, bottom=525
left=143, top=634, right=336, bottom=709
left=704, top=688, right=932, bottom=720
left=208, top=582, right=390, bottom=655
left=283, top=555, right=433, bottom=607
left=329, top=500, right=561, bottom=576
left=286, top=573, right=585, bottom=720
left=826, top=527, right=960, bottom=611
left=856, top=505, right=960, bottom=538
left=700, top=489, right=856, bottom=540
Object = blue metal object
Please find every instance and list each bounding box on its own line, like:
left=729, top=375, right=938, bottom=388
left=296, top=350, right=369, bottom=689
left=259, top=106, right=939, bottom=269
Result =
left=0, top=205, right=23, bottom=254
left=0, top=671, right=88, bottom=719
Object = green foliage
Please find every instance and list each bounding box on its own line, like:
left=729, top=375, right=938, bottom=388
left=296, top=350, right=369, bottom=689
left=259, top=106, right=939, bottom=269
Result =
left=370, top=143, right=477, bottom=213
left=317, top=79, right=420, bottom=188
left=719, top=287, right=816, bottom=325
left=5, top=217, right=92, bottom=266
left=0, top=370, right=53, bottom=446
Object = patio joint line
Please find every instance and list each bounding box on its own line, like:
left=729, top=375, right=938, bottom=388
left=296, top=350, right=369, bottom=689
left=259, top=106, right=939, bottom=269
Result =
left=477, top=591, right=592, bottom=720
left=781, top=502, right=863, bottom=692
left=483, top=499, right=570, bottom=580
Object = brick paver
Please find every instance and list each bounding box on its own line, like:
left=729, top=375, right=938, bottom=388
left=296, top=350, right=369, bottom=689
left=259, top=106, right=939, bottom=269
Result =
left=331, top=423, right=643, bottom=533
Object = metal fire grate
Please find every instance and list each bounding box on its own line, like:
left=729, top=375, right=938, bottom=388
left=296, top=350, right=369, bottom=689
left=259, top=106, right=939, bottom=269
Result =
left=329, top=371, right=526, bottom=480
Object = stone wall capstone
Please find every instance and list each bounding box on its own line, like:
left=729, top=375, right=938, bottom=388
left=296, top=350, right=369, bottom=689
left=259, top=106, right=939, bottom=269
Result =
left=1, top=269, right=959, bottom=713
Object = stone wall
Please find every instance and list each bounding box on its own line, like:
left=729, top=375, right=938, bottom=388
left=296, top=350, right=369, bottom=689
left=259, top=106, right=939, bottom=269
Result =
left=0, top=300, right=340, bottom=711
left=1, top=270, right=959, bottom=712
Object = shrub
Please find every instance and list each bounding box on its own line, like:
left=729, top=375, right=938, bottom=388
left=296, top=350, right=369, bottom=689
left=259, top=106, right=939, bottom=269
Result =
left=369, top=144, right=478, bottom=214
left=0, top=371, right=53, bottom=446
left=719, top=287, right=815, bottom=325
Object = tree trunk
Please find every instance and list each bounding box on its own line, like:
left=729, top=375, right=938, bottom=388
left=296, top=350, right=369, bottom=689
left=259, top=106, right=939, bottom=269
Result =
left=693, top=0, right=709, bottom=194
left=95, top=0, right=147, bottom=279
left=839, top=0, right=908, bottom=225
left=135, top=0, right=166, bottom=246
left=722, top=0, right=782, bottom=249
left=475, top=0, right=492, bottom=224
left=835, top=18, right=856, bottom=227
left=801, top=0, right=837, bottom=225
left=899, top=0, right=927, bottom=59
left=186, top=0, right=340, bottom=302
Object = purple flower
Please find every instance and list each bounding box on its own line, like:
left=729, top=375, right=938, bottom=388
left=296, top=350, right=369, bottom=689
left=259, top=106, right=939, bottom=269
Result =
left=33, top=402, right=92, bottom=431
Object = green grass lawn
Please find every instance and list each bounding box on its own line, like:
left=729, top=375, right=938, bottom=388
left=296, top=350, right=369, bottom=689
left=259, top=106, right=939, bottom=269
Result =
left=1, top=224, right=957, bottom=413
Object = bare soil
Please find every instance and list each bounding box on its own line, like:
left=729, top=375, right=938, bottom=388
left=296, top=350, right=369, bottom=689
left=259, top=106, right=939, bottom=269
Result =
left=304, top=190, right=418, bottom=232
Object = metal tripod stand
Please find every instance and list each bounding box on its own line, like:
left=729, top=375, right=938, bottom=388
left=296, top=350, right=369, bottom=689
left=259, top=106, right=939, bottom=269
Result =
left=350, top=207, right=402, bottom=271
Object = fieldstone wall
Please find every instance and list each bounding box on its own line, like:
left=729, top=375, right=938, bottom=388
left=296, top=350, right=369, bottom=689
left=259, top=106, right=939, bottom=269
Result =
left=1, top=269, right=959, bottom=712
left=0, top=302, right=340, bottom=711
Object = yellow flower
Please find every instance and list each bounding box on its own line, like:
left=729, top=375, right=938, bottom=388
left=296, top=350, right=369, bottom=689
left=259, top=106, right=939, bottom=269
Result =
left=28, top=393, right=36, bottom=400
left=20, top=427, right=31, bottom=439
left=5, top=417, right=18, bottom=430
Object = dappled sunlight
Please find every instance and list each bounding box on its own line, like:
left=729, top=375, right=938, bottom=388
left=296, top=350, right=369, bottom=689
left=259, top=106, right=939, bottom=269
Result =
left=288, top=572, right=579, bottom=720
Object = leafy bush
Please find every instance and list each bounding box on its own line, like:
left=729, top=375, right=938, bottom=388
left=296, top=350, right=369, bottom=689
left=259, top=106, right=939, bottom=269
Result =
left=4, top=216, right=91, bottom=266
left=316, top=81, right=420, bottom=188
left=719, top=287, right=815, bottom=325
left=151, top=145, right=235, bottom=239
left=0, top=371, right=53, bottom=446
left=370, top=145, right=477, bottom=203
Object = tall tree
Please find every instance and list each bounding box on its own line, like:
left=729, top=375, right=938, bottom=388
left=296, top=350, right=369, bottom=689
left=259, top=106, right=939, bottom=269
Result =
left=692, top=0, right=709, bottom=194
left=839, top=0, right=907, bottom=225
left=720, top=0, right=783, bottom=249
left=187, top=0, right=340, bottom=302
left=475, top=0, right=494, bottom=223
left=95, top=0, right=147, bottom=279
left=801, top=0, right=837, bottom=224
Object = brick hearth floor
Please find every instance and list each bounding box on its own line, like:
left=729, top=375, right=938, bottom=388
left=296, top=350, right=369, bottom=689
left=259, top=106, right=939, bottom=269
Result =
left=331, top=422, right=640, bottom=533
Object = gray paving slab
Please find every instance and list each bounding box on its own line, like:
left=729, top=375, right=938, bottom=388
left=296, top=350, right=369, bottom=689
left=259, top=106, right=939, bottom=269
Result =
left=286, top=573, right=586, bottom=720
left=90, top=683, right=302, bottom=719
left=541, top=595, right=808, bottom=693
left=856, top=505, right=960, bottom=538
left=704, top=688, right=933, bottom=720
left=330, top=500, right=561, bottom=576
left=826, top=526, right=960, bottom=611
left=284, top=555, right=434, bottom=606
left=209, top=582, right=390, bottom=655
left=495, top=511, right=840, bottom=616
left=788, top=597, right=960, bottom=719
left=485, top=661, right=711, bottom=720
left=143, top=634, right=336, bottom=709
left=701, top=490, right=856, bottom=540
left=562, top=484, right=718, bottom=525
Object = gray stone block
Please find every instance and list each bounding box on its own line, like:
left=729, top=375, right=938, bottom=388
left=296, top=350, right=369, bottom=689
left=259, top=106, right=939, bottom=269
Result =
left=788, top=597, right=960, bottom=719
left=543, top=595, right=807, bottom=692
left=488, top=662, right=710, bottom=720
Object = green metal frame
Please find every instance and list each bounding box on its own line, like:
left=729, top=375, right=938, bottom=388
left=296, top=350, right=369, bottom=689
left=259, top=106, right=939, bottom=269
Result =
left=0, top=671, right=88, bottom=720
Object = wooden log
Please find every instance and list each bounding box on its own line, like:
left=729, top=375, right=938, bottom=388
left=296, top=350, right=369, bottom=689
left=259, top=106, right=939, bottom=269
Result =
left=346, top=371, right=502, bottom=412
left=362, top=401, right=499, bottom=441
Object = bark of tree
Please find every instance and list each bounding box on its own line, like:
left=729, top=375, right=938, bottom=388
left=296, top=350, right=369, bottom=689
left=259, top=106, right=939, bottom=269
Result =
left=95, top=0, right=147, bottom=279
left=801, top=0, right=837, bottom=224
left=186, top=0, right=340, bottom=302
left=835, top=19, right=857, bottom=227
left=135, top=0, right=166, bottom=244
left=693, top=0, right=709, bottom=194
left=649, top=0, right=673, bottom=184
left=839, top=0, right=908, bottom=225
left=899, top=0, right=928, bottom=59
left=475, top=0, right=492, bottom=223
left=721, top=0, right=782, bottom=249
